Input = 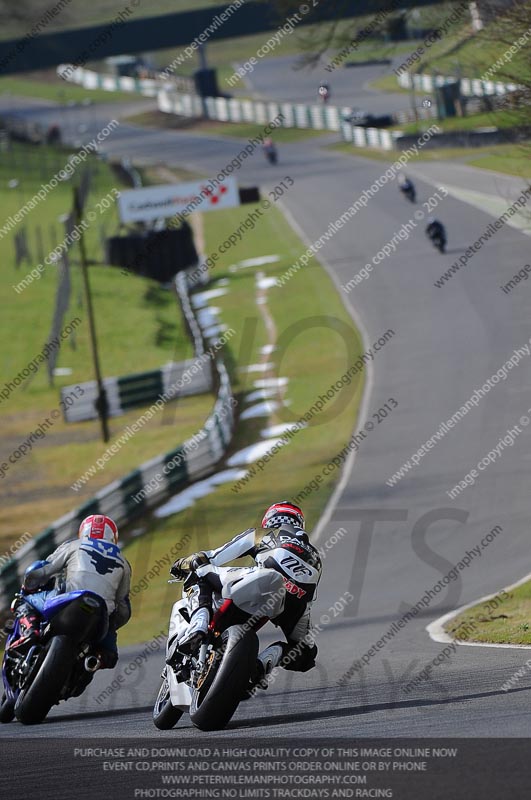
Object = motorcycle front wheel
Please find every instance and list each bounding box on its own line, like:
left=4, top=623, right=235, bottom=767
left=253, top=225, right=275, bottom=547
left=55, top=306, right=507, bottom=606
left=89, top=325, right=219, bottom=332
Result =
left=153, top=668, right=184, bottom=730
left=190, top=626, right=258, bottom=731
left=0, top=692, right=15, bottom=723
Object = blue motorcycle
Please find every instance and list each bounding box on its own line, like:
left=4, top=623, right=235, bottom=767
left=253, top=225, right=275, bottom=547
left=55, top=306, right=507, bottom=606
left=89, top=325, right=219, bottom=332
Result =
left=1, top=567, right=108, bottom=725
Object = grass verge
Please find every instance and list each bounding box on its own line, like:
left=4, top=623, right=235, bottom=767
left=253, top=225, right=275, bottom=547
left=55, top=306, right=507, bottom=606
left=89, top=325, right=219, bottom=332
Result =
left=393, top=110, right=526, bottom=135
left=368, top=74, right=411, bottom=95
left=444, top=580, right=531, bottom=645
left=0, top=73, right=135, bottom=104
left=465, top=147, right=531, bottom=179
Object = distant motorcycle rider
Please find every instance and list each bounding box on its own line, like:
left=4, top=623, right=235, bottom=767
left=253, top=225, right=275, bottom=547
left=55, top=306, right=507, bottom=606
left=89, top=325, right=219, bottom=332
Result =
left=170, top=502, right=322, bottom=680
left=318, top=82, right=331, bottom=103
left=397, top=173, right=416, bottom=202
left=262, top=136, right=277, bottom=164
left=426, top=216, right=447, bottom=251
left=426, top=216, right=445, bottom=238
left=13, top=515, right=131, bottom=669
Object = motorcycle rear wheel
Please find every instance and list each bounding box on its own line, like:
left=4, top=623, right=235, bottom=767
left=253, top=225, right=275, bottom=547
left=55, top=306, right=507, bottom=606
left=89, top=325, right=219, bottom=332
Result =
left=15, top=635, right=75, bottom=725
left=190, top=626, right=258, bottom=732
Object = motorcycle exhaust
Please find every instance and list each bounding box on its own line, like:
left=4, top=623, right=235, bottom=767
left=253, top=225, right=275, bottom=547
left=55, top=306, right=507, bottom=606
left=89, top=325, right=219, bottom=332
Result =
left=84, top=655, right=102, bottom=672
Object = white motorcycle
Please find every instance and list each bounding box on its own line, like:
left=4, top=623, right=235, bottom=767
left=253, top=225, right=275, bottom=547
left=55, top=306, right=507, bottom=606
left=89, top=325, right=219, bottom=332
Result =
left=152, top=530, right=319, bottom=731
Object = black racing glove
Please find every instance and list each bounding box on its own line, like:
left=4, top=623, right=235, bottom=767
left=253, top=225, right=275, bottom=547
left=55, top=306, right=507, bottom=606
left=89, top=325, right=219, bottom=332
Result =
left=170, top=552, right=210, bottom=580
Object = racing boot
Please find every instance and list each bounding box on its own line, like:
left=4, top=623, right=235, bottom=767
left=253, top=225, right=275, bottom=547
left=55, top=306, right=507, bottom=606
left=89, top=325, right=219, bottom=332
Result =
left=242, top=643, right=285, bottom=699
left=177, top=607, right=210, bottom=655
left=256, top=643, right=284, bottom=688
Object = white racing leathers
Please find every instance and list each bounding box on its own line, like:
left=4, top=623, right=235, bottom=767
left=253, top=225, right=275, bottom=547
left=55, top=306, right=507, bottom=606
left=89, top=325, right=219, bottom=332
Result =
left=23, top=538, right=132, bottom=627
left=186, top=524, right=322, bottom=668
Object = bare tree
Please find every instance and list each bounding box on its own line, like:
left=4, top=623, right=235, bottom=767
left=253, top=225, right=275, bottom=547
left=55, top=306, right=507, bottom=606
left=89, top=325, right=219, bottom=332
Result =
left=474, top=0, right=531, bottom=128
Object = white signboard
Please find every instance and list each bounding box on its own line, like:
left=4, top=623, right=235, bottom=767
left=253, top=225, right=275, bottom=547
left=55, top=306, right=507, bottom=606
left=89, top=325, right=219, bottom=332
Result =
left=118, top=178, right=240, bottom=223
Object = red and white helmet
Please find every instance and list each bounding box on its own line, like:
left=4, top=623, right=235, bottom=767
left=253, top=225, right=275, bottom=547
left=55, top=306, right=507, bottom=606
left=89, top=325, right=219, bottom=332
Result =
left=261, top=501, right=305, bottom=530
left=78, top=514, right=118, bottom=544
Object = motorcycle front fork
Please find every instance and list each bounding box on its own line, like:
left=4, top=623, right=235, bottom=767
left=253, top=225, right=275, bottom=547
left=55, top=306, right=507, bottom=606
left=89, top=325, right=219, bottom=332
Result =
left=197, top=643, right=208, bottom=669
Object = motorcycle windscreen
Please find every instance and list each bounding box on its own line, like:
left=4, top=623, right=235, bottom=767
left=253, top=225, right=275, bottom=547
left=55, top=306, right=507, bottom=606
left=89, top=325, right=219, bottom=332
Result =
left=166, top=600, right=189, bottom=662
left=168, top=668, right=192, bottom=711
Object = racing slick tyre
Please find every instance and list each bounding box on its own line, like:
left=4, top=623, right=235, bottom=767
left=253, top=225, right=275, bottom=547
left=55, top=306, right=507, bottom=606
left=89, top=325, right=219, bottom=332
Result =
left=15, top=635, right=75, bottom=725
left=190, top=626, right=258, bottom=732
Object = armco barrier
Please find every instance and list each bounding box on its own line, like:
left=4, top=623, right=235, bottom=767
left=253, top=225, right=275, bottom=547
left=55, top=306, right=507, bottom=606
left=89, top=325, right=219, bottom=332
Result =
left=397, top=72, right=519, bottom=97
left=60, top=359, right=212, bottom=422
left=0, top=267, right=236, bottom=610
left=341, top=120, right=400, bottom=151
left=158, top=88, right=350, bottom=132
left=57, top=65, right=194, bottom=97
left=58, top=65, right=162, bottom=97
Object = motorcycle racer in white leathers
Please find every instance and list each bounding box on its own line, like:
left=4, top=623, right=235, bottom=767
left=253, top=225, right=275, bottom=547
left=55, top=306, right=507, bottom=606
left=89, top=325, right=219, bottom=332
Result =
left=170, top=502, right=322, bottom=680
